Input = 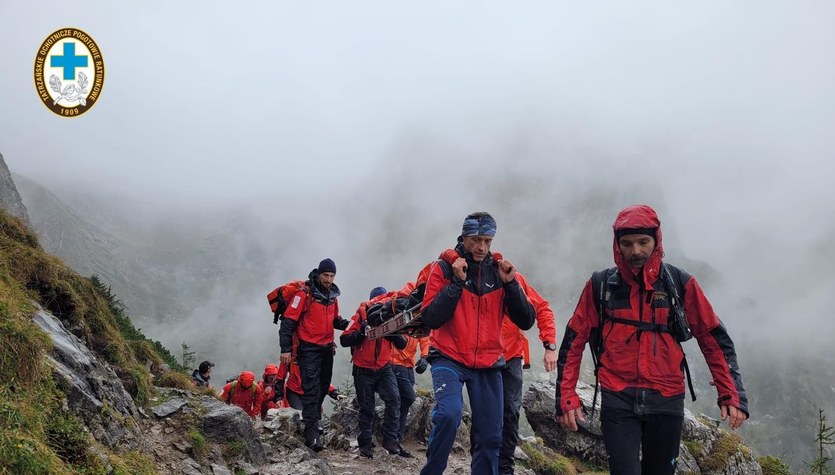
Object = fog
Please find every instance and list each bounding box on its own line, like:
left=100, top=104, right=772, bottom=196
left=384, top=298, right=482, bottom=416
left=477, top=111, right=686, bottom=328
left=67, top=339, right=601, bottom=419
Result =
left=3, top=0, right=835, bottom=465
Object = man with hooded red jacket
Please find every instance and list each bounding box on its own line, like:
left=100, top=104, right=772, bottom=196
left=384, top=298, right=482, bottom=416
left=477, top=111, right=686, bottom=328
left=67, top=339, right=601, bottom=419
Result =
left=220, top=371, right=263, bottom=419
left=556, top=204, right=748, bottom=475
left=419, top=211, right=536, bottom=475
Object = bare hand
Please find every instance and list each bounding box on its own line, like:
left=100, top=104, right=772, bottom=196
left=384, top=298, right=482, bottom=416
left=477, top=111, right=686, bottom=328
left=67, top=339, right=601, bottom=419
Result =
left=280, top=352, right=292, bottom=365
left=452, top=258, right=468, bottom=281
left=556, top=407, right=585, bottom=431
left=721, top=405, right=747, bottom=430
left=498, top=259, right=517, bottom=283
left=543, top=349, right=558, bottom=372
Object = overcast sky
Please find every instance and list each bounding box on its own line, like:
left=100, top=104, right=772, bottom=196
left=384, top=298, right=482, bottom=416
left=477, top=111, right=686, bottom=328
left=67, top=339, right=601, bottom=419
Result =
left=2, top=1, right=833, bottom=208
left=3, top=2, right=835, bottom=450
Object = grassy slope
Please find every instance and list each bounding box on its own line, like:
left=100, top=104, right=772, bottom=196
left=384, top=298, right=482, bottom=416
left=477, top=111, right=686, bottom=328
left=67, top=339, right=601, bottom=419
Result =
left=0, top=209, right=178, bottom=474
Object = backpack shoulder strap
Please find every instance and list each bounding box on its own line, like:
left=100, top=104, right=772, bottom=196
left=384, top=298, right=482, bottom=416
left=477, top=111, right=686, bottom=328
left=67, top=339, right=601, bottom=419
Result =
left=659, top=263, right=688, bottom=308
left=588, top=267, right=616, bottom=418
left=227, top=381, right=236, bottom=403
left=659, top=262, right=697, bottom=402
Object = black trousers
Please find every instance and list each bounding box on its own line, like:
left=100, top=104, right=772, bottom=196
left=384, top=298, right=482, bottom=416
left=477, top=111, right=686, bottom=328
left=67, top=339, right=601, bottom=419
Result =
left=353, top=364, right=400, bottom=447
left=499, top=357, right=524, bottom=474
left=285, top=389, right=303, bottom=411
left=393, top=364, right=416, bottom=441
left=297, top=341, right=334, bottom=443
left=601, top=389, right=684, bottom=475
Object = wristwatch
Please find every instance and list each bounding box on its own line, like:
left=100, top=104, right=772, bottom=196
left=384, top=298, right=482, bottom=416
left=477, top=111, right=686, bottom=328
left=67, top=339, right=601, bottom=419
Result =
left=544, top=342, right=557, bottom=351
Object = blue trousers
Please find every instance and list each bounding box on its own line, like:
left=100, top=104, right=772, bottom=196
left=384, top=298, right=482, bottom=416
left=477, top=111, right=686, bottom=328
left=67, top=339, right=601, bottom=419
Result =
left=420, top=356, right=504, bottom=475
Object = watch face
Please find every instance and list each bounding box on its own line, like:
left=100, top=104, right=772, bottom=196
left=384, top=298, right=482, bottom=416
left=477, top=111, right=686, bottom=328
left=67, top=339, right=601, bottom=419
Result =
left=546, top=343, right=557, bottom=350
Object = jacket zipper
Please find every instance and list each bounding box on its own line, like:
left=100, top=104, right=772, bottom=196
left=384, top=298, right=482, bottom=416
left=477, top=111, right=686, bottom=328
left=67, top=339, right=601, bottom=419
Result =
left=637, top=284, right=644, bottom=383
left=473, top=262, right=482, bottom=365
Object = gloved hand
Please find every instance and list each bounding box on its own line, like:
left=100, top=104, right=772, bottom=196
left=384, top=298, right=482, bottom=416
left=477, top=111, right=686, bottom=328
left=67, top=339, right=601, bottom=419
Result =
left=273, top=380, right=284, bottom=401
left=415, top=358, right=429, bottom=374
left=328, top=388, right=340, bottom=400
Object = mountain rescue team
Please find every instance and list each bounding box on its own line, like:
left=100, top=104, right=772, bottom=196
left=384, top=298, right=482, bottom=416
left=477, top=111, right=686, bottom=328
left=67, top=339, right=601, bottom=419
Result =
left=201, top=206, right=748, bottom=475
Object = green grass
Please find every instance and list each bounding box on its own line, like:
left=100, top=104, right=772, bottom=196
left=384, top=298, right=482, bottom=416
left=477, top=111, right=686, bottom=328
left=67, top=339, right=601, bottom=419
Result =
left=520, top=442, right=578, bottom=475
left=697, top=432, right=744, bottom=471
left=0, top=209, right=178, bottom=474
left=758, top=455, right=791, bottom=475
left=156, top=371, right=195, bottom=390
left=188, top=427, right=208, bottom=459
left=223, top=438, right=247, bottom=460
left=110, top=450, right=155, bottom=475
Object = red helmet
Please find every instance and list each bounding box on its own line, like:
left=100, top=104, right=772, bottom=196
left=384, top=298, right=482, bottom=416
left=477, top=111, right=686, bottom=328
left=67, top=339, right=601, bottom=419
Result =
left=263, top=364, right=279, bottom=377
left=238, top=370, right=256, bottom=387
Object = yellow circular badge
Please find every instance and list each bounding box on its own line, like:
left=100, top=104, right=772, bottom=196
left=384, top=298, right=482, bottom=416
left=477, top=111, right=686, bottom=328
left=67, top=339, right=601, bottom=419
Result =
left=34, top=28, right=105, bottom=117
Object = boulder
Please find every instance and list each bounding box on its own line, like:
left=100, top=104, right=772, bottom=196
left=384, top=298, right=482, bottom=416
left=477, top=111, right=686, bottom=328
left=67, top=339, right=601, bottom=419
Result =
left=523, top=380, right=762, bottom=474
left=199, top=396, right=267, bottom=465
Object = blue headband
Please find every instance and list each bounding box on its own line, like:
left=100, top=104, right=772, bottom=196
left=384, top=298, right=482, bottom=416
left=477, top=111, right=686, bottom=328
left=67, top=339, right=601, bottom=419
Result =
left=461, top=215, right=497, bottom=237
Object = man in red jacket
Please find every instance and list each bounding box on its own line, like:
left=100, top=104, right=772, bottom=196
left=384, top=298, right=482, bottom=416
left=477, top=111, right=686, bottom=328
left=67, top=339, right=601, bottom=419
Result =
left=556, top=204, right=748, bottom=475
left=341, top=286, right=410, bottom=459
left=220, top=371, right=262, bottom=419
left=278, top=258, right=350, bottom=451
left=499, top=273, right=557, bottom=475
left=420, top=212, right=536, bottom=475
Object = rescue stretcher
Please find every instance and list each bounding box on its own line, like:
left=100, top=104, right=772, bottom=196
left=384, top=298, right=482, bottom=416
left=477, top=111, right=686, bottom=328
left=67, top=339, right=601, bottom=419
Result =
left=365, top=303, right=429, bottom=339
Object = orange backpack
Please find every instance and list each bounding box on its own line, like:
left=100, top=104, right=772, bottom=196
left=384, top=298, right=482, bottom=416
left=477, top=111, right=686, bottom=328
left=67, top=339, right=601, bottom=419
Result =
left=267, top=280, right=309, bottom=324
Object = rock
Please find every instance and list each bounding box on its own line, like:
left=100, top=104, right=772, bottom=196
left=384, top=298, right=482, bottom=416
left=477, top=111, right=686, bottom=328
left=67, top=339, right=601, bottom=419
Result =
left=265, top=458, right=332, bottom=475
left=211, top=463, right=232, bottom=475
left=263, top=408, right=303, bottom=437
left=328, top=392, right=442, bottom=447
left=523, top=380, right=763, bottom=475
left=165, top=427, right=175, bottom=434
left=153, top=398, right=188, bottom=418
left=288, top=447, right=312, bottom=464
left=235, top=461, right=260, bottom=475
left=514, top=446, right=529, bottom=461
left=199, top=396, right=267, bottom=465
left=0, top=153, right=31, bottom=223
left=32, top=307, right=137, bottom=429
left=181, top=465, right=203, bottom=475
left=174, top=441, right=193, bottom=453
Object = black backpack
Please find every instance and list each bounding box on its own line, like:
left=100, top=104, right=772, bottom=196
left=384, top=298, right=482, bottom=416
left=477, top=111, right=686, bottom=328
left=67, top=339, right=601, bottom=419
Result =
left=365, top=283, right=426, bottom=328
left=587, top=263, right=696, bottom=414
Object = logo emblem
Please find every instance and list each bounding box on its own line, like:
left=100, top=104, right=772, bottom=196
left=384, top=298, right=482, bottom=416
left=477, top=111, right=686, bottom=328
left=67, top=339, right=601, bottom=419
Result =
left=34, top=28, right=105, bottom=117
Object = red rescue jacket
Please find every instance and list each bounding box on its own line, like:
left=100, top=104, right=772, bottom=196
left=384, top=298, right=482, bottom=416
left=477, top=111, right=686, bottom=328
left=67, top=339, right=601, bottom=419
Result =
left=556, top=205, right=748, bottom=415
left=283, top=283, right=341, bottom=346
left=220, top=381, right=262, bottom=418
left=421, top=244, right=536, bottom=369
left=501, top=273, right=557, bottom=362
left=340, top=298, right=407, bottom=370
left=391, top=335, right=430, bottom=368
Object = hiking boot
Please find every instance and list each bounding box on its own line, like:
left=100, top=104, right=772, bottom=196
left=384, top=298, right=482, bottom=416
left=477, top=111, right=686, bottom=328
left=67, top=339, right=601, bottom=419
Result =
left=359, top=445, right=374, bottom=459
left=382, top=438, right=400, bottom=456
left=305, top=436, right=324, bottom=453
left=396, top=442, right=413, bottom=458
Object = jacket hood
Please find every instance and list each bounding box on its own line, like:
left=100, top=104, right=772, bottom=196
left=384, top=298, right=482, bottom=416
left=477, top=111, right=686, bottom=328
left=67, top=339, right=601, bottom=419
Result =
left=307, top=268, right=341, bottom=301
left=612, top=204, right=663, bottom=288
